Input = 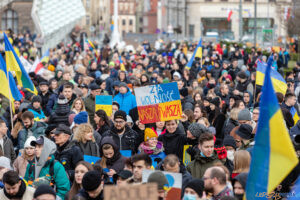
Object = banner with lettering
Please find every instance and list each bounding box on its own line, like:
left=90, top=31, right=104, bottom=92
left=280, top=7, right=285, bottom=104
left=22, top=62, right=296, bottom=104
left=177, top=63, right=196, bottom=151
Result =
left=134, top=82, right=182, bottom=124
left=95, top=95, right=112, bottom=116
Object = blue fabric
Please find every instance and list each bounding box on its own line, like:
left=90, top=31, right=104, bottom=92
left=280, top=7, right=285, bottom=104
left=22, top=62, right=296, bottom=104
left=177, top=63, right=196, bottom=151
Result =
left=113, top=90, right=137, bottom=114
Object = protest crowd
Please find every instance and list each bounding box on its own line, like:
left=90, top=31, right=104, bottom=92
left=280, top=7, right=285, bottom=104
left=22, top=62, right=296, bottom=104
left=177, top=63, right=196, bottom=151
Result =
left=0, top=30, right=299, bottom=200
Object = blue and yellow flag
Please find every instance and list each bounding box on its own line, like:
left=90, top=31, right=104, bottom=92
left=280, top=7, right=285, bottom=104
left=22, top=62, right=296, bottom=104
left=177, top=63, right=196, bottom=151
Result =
left=0, top=53, right=22, bottom=104
left=246, top=64, right=299, bottom=199
left=119, top=56, right=126, bottom=71
left=185, top=38, right=202, bottom=69
left=256, top=61, right=287, bottom=95
left=290, top=107, right=300, bottom=125
left=4, top=33, right=37, bottom=95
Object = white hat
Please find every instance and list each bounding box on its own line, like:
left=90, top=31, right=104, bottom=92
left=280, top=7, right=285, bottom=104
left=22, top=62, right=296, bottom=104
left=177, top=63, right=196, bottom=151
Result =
left=0, top=157, right=12, bottom=170
left=24, top=136, right=36, bottom=148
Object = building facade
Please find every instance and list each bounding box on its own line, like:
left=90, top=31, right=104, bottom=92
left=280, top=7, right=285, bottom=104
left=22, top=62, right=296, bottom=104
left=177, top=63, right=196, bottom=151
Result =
left=185, top=0, right=292, bottom=42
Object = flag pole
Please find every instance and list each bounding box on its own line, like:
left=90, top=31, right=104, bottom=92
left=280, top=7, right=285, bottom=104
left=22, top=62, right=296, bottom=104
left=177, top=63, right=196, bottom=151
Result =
left=6, top=66, right=14, bottom=130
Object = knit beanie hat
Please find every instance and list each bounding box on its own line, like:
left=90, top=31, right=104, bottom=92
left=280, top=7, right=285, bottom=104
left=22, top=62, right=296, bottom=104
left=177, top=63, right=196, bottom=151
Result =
left=238, top=109, right=252, bottom=121
left=210, top=97, right=220, bottom=107
left=33, top=184, right=56, bottom=198
left=57, top=95, right=68, bottom=105
left=32, top=95, right=42, bottom=103
left=24, top=136, right=36, bottom=148
left=223, top=135, right=237, bottom=149
left=188, top=123, right=208, bottom=138
left=185, top=178, right=204, bottom=198
left=147, top=171, right=169, bottom=190
left=114, top=110, right=127, bottom=121
left=74, top=111, right=88, bottom=125
left=144, top=128, right=158, bottom=141
left=82, top=171, right=102, bottom=191
left=236, top=124, right=253, bottom=140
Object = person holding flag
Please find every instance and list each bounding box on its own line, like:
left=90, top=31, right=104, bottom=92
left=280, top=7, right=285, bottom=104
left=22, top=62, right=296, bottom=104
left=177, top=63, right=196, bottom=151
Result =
left=185, top=38, right=202, bottom=70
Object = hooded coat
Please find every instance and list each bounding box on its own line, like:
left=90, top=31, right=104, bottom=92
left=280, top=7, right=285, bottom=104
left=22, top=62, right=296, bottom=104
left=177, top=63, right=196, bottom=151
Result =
left=113, top=89, right=137, bottom=114
left=24, top=136, right=70, bottom=199
left=48, top=101, right=73, bottom=129
left=100, top=137, right=126, bottom=173
left=187, top=150, right=221, bottom=179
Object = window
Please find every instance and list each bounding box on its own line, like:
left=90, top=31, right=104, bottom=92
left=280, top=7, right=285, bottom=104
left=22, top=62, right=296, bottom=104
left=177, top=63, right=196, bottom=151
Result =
left=122, top=19, right=126, bottom=25
left=189, top=24, right=195, bottom=38
left=86, top=0, right=90, bottom=9
left=139, top=17, right=143, bottom=23
left=129, top=19, right=133, bottom=25
left=1, top=9, right=18, bottom=34
left=86, top=15, right=90, bottom=25
left=139, top=27, right=143, bottom=33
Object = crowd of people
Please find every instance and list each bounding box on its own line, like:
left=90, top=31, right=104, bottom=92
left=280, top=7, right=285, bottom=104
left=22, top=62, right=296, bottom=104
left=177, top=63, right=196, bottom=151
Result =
left=0, top=30, right=299, bottom=200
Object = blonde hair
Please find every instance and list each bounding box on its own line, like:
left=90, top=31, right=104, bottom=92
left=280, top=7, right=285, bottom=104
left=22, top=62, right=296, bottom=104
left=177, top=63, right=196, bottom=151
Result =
left=73, top=123, right=95, bottom=143
left=233, top=150, right=251, bottom=173
left=230, top=108, right=240, bottom=121
left=71, top=97, right=86, bottom=113
left=197, top=117, right=210, bottom=127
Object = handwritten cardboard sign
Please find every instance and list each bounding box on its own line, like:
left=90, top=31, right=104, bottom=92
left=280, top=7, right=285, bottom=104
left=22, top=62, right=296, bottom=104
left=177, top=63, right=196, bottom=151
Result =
left=95, top=95, right=112, bottom=116
left=142, top=169, right=182, bottom=200
left=134, top=82, right=182, bottom=124
left=104, top=183, right=158, bottom=200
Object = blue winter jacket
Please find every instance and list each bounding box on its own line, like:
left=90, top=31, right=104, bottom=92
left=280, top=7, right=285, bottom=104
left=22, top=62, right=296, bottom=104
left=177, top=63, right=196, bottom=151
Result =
left=113, top=90, right=137, bottom=114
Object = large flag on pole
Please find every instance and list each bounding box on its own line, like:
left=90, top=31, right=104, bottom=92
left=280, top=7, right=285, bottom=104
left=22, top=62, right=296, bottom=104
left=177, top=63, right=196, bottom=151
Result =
left=185, top=38, right=202, bottom=69
left=4, top=33, right=37, bottom=95
left=256, top=61, right=287, bottom=95
left=245, top=63, right=299, bottom=199
left=0, top=53, right=22, bottom=103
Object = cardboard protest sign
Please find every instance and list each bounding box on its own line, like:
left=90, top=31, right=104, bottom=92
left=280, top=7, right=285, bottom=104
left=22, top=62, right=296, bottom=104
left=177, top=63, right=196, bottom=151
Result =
left=183, top=145, right=192, bottom=166
left=95, top=95, right=112, bottom=116
left=134, top=82, right=182, bottom=124
left=84, top=155, right=101, bottom=165
left=142, top=169, right=182, bottom=200
left=104, top=183, right=158, bottom=200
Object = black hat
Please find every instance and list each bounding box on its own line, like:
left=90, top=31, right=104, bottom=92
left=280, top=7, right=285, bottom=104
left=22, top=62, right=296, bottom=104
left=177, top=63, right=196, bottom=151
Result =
left=179, top=88, right=188, bottom=97
left=32, top=95, right=42, bottom=103
left=39, top=81, right=49, bottom=86
left=237, top=71, right=247, bottom=79
left=31, top=136, right=44, bottom=146
left=82, top=170, right=102, bottom=191
left=112, top=101, right=120, bottom=109
left=185, top=178, right=204, bottom=198
left=114, top=110, right=127, bottom=121
left=89, top=83, right=100, bottom=90
left=236, top=124, right=253, bottom=140
left=57, top=95, right=68, bottom=105
left=33, top=184, right=56, bottom=198
left=53, top=124, right=72, bottom=135
left=223, top=135, right=237, bottom=149
left=113, top=170, right=133, bottom=183
left=79, top=84, right=88, bottom=89
left=210, top=97, right=220, bottom=107
left=233, top=173, right=248, bottom=190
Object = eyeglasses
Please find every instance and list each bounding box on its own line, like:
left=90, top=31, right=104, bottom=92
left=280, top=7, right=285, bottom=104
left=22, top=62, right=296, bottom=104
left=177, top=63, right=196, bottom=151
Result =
left=253, top=112, right=259, bottom=115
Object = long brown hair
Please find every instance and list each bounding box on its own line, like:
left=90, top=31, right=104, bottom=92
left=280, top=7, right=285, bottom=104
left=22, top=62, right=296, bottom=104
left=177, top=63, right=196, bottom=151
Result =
left=68, top=161, right=94, bottom=200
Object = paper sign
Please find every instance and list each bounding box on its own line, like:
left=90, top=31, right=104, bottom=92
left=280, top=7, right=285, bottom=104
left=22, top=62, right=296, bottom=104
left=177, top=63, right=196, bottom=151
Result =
left=134, top=82, right=182, bottom=124
left=142, top=169, right=182, bottom=200
left=95, top=95, right=113, bottom=116
left=84, top=155, right=101, bottom=165
left=120, top=150, right=132, bottom=158
left=183, top=145, right=192, bottom=166
left=104, top=183, right=158, bottom=200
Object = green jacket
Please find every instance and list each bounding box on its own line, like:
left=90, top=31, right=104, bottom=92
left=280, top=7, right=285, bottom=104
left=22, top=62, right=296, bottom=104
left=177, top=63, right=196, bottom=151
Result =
left=18, top=121, right=47, bottom=149
left=187, top=151, right=221, bottom=179
left=24, top=137, right=70, bottom=199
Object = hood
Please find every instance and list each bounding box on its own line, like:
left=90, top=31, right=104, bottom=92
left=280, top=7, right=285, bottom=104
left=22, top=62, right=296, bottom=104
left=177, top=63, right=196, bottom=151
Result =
left=35, top=136, right=57, bottom=178
left=100, top=136, right=120, bottom=156
left=233, top=172, right=248, bottom=190
left=55, top=103, right=70, bottom=115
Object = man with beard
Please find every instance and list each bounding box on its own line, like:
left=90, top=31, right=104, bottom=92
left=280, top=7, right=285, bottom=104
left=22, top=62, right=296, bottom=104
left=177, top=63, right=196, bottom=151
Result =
left=102, top=110, right=139, bottom=153
left=203, top=166, right=233, bottom=200
left=0, top=170, right=35, bottom=199
left=18, top=111, right=47, bottom=150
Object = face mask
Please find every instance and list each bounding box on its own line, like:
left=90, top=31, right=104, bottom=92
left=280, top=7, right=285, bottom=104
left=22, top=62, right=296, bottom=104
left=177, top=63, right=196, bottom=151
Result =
left=183, top=194, right=197, bottom=200
left=235, top=194, right=244, bottom=200
left=227, top=150, right=235, bottom=161
left=200, top=151, right=206, bottom=157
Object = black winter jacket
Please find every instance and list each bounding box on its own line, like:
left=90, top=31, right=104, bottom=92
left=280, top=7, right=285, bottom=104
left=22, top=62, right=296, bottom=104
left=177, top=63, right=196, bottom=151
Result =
left=48, top=103, right=73, bottom=130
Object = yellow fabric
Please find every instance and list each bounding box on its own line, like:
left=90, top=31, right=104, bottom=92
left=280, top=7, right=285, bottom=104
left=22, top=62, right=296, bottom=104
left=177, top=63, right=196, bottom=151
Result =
left=144, top=128, right=157, bottom=141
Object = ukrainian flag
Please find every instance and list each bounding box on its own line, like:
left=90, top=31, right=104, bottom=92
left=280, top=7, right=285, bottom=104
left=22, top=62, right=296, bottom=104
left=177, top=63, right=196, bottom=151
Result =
left=4, top=33, right=37, bottom=95
left=0, top=53, right=22, bottom=104
left=119, top=56, right=126, bottom=71
left=256, top=61, right=287, bottom=95
left=290, top=107, right=300, bottom=125
left=86, top=39, right=95, bottom=50
left=185, top=38, right=202, bottom=69
left=245, top=64, right=298, bottom=199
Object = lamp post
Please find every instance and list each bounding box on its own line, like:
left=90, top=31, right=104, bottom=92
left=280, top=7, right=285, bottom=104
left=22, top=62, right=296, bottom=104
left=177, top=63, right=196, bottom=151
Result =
left=110, top=0, right=121, bottom=48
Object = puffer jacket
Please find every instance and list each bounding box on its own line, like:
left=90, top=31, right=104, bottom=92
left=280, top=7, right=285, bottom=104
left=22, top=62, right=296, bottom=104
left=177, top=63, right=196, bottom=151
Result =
left=18, top=121, right=47, bottom=149
left=24, top=136, right=70, bottom=199
left=113, top=90, right=137, bottom=114
left=158, top=128, right=188, bottom=160
left=1, top=135, right=16, bottom=162
left=48, top=103, right=73, bottom=130
left=102, top=125, right=139, bottom=153
left=187, top=150, right=221, bottom=179
left=100, top=136, right=126, bottom=173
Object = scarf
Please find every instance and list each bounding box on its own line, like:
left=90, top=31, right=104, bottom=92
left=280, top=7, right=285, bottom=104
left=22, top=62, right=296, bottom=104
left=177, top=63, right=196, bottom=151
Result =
left=138, top=141, right=164, bottom=155
left=4, top=180, right=26, bottom=199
